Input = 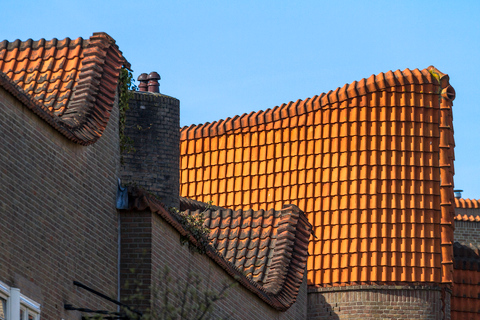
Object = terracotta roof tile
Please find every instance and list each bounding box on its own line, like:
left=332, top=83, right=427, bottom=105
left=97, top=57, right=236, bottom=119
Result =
left=455, top=198, right=480, bottom=209
left=180, top=66, right=456, bottom=287
left=127, top=189, right=312, bottom=311
left=0, top=32, right=129, bottom=145
left=453, top=199, right=480, bottom=224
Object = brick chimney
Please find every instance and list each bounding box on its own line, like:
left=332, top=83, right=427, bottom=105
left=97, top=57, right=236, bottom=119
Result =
left=120, top=72, right=180, bottom=209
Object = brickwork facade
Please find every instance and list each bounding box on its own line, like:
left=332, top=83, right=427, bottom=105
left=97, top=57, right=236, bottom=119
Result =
left=454, top=220, right=480, bottom=247
left=120, top=92, right=180, bottom=209
left=307, top=285, right=448, bottom=320
left=119, top=210, right=308, bottom=320
left=0, top=87, right=120, bottom=318
left=119, top=211, right=153, bottom=313
left=454, top=207, right=480, bottom=248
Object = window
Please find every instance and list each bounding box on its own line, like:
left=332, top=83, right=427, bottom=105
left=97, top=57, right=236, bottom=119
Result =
left=0, top=281, right=40, bottom=320
left=0, top=296, right=6, bottom=320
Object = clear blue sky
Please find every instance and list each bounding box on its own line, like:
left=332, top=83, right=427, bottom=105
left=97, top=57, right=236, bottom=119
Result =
left=2, top=1, right=479, bottom=198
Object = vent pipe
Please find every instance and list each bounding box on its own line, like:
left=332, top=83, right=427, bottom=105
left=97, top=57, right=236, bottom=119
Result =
left=454, top=189, right=463, bottom=199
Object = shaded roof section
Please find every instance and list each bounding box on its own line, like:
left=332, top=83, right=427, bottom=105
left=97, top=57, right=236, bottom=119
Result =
left=127, top=189, right=312, bottom=311
left=0, top=32, right=129, bottom=145
left=179, top=66, right=456, bottom=287
left=452, top=242, right=480, bottom=318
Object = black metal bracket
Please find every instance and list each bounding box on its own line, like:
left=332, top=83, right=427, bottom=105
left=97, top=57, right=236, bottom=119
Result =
left=64, top=281, right=143, bottom=320
left=64, top=304, right=126, bottom=319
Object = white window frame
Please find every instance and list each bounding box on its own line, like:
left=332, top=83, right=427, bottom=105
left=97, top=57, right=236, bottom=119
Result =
left=0, top=281, right=40, bottom=320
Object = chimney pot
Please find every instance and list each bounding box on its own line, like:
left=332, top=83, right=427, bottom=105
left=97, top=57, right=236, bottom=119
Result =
left=148, top=72, right=160, bottom=81
left=137, top=73, right=148, bottom=92
left=147, top=72, right=160, bottom=93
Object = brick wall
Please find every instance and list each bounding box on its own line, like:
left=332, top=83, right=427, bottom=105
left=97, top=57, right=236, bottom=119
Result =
left=307, top=285, right=448, bottom=319
left=120, top=92, right=180, bottom=209
left=454, top=207, right=480, bottom=247
left=120, top=210, right=308, bottom=319
left=454, top=220, right=480, bottom=247
left=0, top=87, right=120, bottom=319
left=119, top=212, right=153, bottom=313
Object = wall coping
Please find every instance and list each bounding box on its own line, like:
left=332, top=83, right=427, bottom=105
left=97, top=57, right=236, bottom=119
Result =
left=131, top=91, right=179, bottom=106
left=308, top=284, right=447, bottom=294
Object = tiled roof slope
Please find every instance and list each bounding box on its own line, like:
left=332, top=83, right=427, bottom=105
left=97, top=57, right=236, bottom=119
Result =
left=452, top=243, right=480, bottom=319
left=454, top=198, right=480, bottom=222
left=185, top=204, right=311, bottom=290
left=0, top=32, right=129, bottom=145
left=180, top=66, right=456, bottom=287
left=456, top=198, right=480, bottom=209
left=127, top=189, right=312, bottom=310
left=455, top=214, right=480, bottom=222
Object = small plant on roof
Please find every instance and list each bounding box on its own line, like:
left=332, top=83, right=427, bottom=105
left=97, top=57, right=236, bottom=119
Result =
left=170, top=201, right=213, bottom=254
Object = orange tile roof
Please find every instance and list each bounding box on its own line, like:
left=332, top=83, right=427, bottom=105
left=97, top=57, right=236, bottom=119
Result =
left=455, top=198, right=480, bottom=209
left=454, top=198, right=480, bottom=222
left=0, top=32, right=129, bottom=145
left=452, top=243, right=480, bottom=318
left=127, top=189, right=312, bottom=310
left=454, top=214, right=480, bottom=222
left=179, top=66, right=456, bottom=287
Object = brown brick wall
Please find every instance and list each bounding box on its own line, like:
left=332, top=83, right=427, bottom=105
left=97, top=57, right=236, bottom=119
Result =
left=454, top=217, right=480, bottom=247
left=119, top=211, right=153, bottom=313
left=307, top=285, right=448, bottom=320
left=0, top=87, right=120, bottom=319
left=119, top=210, right=308, bottom=319
left=120, top=92, right=180, bottom=209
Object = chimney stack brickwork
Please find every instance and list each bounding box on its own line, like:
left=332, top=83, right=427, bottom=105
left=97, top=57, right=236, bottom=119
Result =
left=120, top=89, right=180, bottom=209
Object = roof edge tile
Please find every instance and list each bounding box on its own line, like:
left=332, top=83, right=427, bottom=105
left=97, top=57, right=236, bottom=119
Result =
left=180, top=66, right=451, bottom=140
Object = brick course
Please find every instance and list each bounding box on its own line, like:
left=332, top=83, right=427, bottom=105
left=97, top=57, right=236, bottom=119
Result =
left=0, top=86, right=120, bottom=319
left=454, top=221, right=480, bottom=247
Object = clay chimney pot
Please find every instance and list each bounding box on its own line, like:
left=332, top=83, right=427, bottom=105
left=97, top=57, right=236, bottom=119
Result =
left=147, top=71, right=160, bottom=93
left=137, top=73, right=148, bottom=92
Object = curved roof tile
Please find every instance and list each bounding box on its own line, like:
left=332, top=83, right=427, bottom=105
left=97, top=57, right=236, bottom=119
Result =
left=0, top=32, right=129, bottom=145
left=454, top=198, right=480, bottom=222
left=180, top=67, right=447, bottom=140
left=455, top=198, right=480, bottom=209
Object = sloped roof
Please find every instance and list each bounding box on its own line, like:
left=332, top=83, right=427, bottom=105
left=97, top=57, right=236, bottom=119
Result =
left=452, top=242, right=480, bottom=319
left=0, top=32, right=129, bottom=145
left=455, top=214, right=480, bottom=222
left=180, top=66, right=456, bottom=287
left=454, top=198, right=480, bottom=222
left=129, top=189, right=312, bottom=311
left=455, top=198, right=480, bottom=209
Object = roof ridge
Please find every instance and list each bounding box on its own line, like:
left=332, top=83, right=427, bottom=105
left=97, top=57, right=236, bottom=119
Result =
left=0, top=32, right=129, bottom=145
left=180, top=66, right=451, bottom=141
left=263, top=204, right=312, bottom=307
left=455, top=198, right=480, bottom=209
